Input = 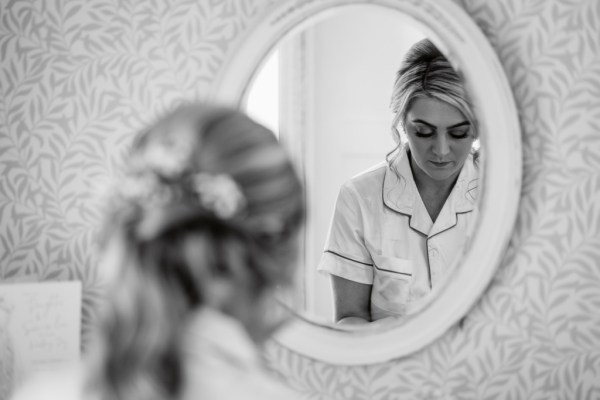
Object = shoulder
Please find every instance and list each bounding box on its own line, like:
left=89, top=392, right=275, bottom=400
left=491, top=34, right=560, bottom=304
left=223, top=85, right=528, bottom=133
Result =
left=340, top=161, right=387, bottom=197
left=11, top=366, right=86, bottom=400
left=182, top=374, right=298, bottom=400
left=451, top=154, right=480, bottom=207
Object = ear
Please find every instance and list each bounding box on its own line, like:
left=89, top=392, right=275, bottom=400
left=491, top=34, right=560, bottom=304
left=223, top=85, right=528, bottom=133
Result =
left=97, top=235, right=127, bottom=286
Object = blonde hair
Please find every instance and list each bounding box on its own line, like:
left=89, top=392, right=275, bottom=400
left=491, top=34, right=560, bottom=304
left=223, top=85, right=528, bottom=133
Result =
left=88, top=103, right=304, bottom=400
left=388, top=38, right=478, bottom=163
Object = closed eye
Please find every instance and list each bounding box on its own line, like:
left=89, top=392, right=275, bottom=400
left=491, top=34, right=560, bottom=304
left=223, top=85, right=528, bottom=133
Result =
left=415, top=130, right=435, bottom=138
left=449, top=129, right=470, bottom=139
left=412, top=122, right=435, bottom=137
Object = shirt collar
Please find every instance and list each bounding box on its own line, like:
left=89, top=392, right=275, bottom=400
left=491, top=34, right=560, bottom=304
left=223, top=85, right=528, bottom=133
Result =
left=382, top=148, right=479, bottom=236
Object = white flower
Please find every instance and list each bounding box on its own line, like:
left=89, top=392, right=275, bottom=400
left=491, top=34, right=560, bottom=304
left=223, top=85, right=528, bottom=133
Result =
left=192, top=173, right=246, bottom=219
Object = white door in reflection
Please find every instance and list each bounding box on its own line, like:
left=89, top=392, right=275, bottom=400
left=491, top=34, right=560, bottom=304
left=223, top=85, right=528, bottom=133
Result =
left=246, top=8, right=425, bottom=322
left=245, top=49, right=280, bottom=137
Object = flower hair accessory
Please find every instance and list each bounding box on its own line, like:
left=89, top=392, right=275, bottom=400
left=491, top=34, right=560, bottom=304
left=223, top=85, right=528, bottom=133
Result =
left=111, top=170, right=246, bottom=223
left=192, top=173, right=246, bottom=219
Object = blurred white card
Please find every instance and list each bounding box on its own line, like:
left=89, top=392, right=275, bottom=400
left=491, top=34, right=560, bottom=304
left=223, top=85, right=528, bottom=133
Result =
left=0, top=281, right=81, bottom=398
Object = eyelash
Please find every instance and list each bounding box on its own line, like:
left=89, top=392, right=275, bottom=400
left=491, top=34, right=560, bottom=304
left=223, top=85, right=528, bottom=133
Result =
left=449, top=131, right=469, bottom=139
left=415, top=131, right=434, bottom=138
left=414, top=130, right=470, bottom=139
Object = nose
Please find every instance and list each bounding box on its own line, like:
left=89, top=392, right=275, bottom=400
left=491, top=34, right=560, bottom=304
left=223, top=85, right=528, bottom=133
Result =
left=432, top=134, right=450, bottom=158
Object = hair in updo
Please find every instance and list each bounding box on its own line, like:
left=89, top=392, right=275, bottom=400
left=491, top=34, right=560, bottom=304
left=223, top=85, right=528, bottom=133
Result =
left=388, top=38, right=478, bottom=163
left=88, top=103, right=304, bottom=400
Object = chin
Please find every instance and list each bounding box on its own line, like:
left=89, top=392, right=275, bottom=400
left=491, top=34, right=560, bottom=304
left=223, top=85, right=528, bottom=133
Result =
left=427, top=168, right=460, bottom=182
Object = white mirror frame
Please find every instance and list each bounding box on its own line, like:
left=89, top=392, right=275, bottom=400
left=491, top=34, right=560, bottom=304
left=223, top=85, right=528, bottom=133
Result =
left=209, top=0, right=522, bottom=365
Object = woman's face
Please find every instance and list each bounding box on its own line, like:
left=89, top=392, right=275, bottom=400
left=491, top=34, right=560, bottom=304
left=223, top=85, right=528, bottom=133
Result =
left=403, top=96, right=475, bottom=184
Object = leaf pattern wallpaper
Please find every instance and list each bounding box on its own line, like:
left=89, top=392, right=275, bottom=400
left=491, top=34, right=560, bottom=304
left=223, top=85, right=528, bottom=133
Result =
left=0, top=0, right=599, bottom=399
left=0, top=0, right=275, bottom=348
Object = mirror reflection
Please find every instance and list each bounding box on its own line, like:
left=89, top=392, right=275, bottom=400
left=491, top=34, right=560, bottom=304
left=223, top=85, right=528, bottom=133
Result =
left=245, top=6, right=481, bottom=327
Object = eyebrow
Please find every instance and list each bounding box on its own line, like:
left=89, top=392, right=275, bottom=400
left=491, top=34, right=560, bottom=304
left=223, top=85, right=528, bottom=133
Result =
left=412, top=119, right=470, bottom=129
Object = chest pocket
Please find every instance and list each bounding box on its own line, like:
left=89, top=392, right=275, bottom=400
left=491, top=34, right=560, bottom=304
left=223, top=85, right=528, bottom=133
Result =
left=371, top=255, right=413, bottom=316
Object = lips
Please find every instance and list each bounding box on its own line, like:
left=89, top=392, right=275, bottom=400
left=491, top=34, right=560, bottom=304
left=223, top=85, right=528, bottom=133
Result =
left=429, top=160, right=453, bottom=168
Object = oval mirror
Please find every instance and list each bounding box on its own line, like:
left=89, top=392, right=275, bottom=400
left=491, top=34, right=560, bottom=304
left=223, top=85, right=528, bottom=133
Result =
left=210, top=0, right=522, bottom=364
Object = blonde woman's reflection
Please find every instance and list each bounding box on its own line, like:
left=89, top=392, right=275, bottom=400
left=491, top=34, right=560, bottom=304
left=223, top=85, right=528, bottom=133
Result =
left=318, top=39, right=479, bottom=325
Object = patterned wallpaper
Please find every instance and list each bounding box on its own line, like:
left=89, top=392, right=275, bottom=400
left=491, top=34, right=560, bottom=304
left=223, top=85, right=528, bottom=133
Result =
left=1, top=0, right=599, bottom=399
left=0, top=0, right=274, bottom=346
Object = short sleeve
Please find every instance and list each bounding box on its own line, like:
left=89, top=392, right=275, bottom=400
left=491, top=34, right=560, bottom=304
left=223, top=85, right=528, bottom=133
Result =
left=317, top=181, right=374, bottom=284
